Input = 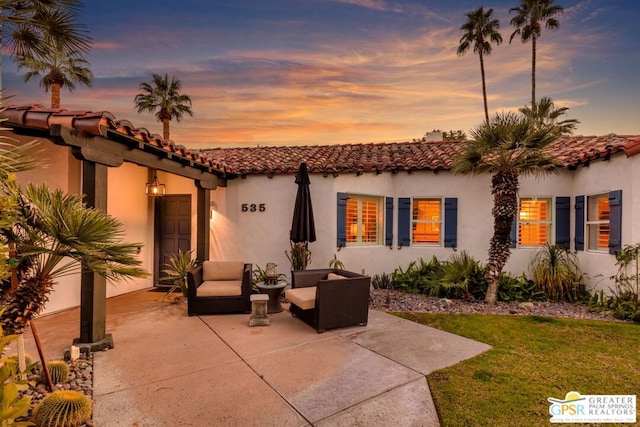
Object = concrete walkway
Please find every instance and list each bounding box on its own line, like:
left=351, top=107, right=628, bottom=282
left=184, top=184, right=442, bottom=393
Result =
left=22, top=290, right=491, bottom=426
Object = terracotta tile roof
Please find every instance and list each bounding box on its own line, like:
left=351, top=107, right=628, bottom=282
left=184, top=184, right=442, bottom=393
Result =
left=1, top=104, right=639, bottom=176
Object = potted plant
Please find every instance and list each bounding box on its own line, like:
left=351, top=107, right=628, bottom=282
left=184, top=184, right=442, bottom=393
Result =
left=162, top=249, right=198, bottom=301
left=286, top=241, right=311, bottom=270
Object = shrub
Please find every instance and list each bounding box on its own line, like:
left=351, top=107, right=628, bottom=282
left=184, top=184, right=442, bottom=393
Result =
left=590, top=243, right=640, bottom=322
left=529, top=244, right=585, bottom=301
left=393, top=257, right=444, bottom=294
left=0, top=319, right=33, bottom=425
left=498, top=273, right=545, bottom=302
left=32, top=390, right=92, bottom=427
left=371, top=272, right=395, bottom=290
left=439, top=251, right=486, bottom=299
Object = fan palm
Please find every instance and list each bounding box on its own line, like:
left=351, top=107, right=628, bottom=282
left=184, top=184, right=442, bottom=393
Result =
left=519, top=96, right=579, bottom=135
left=16, top=48, right=92, bottom=108
left=509, top=0, right=564, bottom=113
left=453, top=112, right=562, bottom=304
left=457, top=7, right=503, bottom=123
left=0, top=181, right=148, bottom=334
left=134, top=73, right=193, bottom=141
left=2, top=1, right=91, bottom=65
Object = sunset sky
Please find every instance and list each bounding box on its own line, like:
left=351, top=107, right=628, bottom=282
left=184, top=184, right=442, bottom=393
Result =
left=2, top=0, right=639, bottom=149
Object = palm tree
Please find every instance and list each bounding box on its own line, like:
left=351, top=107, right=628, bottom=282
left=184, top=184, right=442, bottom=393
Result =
left=0, top=181, right=148, bottom=334
left=519, top=96, right=579, bottom=135
left=453, top=112, right=562, bottom=304
left=16, top=48, right=92, bottom=108
left=2, top=1, right=91, bottom=59
left=457, top=7, right=503, bottom=124
left=509, top=0, right=564, bottom=113
left=134, top=74, right=193, bottom=141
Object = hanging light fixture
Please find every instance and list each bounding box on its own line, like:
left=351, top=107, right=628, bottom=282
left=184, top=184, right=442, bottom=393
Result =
left=145, top=173, right=166, bottom=196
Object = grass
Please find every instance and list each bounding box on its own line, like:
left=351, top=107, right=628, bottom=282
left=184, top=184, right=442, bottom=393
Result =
left=396, top=313, right=639, bottom=427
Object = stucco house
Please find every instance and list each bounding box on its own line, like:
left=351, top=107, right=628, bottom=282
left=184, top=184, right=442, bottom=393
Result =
left=1, top=104, right=639, bottom=347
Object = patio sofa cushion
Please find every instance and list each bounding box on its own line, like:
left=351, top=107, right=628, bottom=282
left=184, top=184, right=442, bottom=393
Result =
left=285, top=286, right=317, bottom=310
left=197, top=280, right=242, bottom=297
left=203, top=260, right=245, bottom=281
left=327, top=273, right=347, bottom=280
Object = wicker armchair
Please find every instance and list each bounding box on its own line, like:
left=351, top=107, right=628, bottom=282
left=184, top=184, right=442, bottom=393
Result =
left=285, top=268, right=371, bottom=333
left=186, top=261, right=252, bottom=316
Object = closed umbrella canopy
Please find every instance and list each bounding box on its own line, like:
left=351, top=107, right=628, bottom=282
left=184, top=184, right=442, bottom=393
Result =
left=290, top=163, right=316, bottom=243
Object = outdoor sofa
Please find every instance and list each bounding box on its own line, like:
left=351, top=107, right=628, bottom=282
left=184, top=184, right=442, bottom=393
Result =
left=285, top=268, right=371, bottom=333
left=186, top=261, right=252, bottom=316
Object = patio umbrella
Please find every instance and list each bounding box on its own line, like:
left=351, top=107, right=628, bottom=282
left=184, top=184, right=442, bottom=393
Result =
left=290, top=162, right=316, bottom=244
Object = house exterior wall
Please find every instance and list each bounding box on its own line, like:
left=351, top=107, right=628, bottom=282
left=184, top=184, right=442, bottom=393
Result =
left=571, top=154, right=638, bottom=292
left=210, top=157, right=636, bottom=295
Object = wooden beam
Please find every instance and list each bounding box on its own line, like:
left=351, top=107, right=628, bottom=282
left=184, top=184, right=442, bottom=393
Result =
left=50, top=125, right=220, bottom=189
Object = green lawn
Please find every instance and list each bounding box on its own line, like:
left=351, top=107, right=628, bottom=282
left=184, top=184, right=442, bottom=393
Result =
left=396, top=313, right=639, bottom=427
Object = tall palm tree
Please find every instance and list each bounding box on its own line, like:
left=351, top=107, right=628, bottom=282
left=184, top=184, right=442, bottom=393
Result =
left=457, top=7, right=503, bottom=123
left=134, top=74, right=193, bottom=141
left=509, top=0, right=564, bottom=113
left=520, top=96, right=579, bottom=135
left=16, top=47, right=92, bottom=108
left=453, top=112, right=562, bottom=304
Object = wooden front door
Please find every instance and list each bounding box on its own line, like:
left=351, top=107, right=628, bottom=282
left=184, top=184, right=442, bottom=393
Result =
left=156, top=194, right=191, bottom=286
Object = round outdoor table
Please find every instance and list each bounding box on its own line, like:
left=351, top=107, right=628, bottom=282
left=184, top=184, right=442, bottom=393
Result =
left=256, top=281, right=288, bottom=313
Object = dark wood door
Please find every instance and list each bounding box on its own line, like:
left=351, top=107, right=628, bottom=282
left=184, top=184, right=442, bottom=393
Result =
left=156, top=194, right=191, bottom=286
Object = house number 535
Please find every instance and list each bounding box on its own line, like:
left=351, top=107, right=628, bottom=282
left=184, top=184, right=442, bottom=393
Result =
left=241, top=203, right=266, bottom=212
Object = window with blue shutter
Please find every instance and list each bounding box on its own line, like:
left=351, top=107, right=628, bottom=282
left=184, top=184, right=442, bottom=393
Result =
left=608, top=190, right=622, bottom=255
left=510, top=215, right=517, bottom=248
left=555, top=197, right=571, bottom=249
left=337, top=193, right=347, bottom=248
left=575, top=195, right=584, bottom=251
left=385, top=197, right=393, bottom=247
left=398, top=197, right=411, bottom=248
left=444, top=198, right=457, bottom=248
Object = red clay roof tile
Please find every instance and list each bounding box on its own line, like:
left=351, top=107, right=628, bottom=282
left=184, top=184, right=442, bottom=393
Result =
left=1, top=104, right=639, bottom=177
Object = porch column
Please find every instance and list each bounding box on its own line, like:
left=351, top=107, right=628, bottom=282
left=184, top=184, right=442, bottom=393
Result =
left=74, top=161, right=113, bottom=351
left=196, top=185, right=211, bottom=262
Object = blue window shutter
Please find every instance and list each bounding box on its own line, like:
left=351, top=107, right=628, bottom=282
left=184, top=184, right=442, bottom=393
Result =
left=398, top=197, right=411, bottom=248
left=510, top=214, right=517, bottom=248
left=555, top=197, right=571, bottom=249
left=575, top=195, right=585, bottom=251
left=444, top=198, right=457, bottom=248
left=337, top=193, right=347, bottom=248
left=385, top=197, right=393, bottom=247
left=609, top=190, right=622, bottom=255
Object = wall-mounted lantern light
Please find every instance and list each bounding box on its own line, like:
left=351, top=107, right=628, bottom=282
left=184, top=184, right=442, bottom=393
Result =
left=145, top=173, right=166, bottom=196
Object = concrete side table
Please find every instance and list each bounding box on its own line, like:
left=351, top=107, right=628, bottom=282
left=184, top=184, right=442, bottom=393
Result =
left=256, top=281, right=288, bottom=313
left=249, top=294, right=270, bottom=326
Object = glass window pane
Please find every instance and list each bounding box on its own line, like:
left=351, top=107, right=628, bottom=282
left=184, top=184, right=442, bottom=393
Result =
left=362, top=199, right=378, bottom=243
left=518, top=198, right=551, bottom=246
left=346, top=198, right=358, bottom=243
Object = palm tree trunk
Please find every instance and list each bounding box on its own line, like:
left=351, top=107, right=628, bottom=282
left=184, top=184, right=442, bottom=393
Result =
left=162, top=118, right=170, bottom=141
left=479, top=51, right=489, bottom=123
left=51, top=83, right=61, bottom=109
left=531, top=35, right=537, bottom=115
left=484, top=170, right=519, bottom=304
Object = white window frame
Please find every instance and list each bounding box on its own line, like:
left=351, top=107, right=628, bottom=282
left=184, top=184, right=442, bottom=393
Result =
left=586, top=193, right=610, bottom=253
left=345, top=194, right=383, bottom=246
left=517, top=197, right=552, bottom=248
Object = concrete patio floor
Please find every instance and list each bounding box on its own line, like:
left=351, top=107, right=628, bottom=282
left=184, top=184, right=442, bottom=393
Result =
left=20, top=289, right=491, bottom=426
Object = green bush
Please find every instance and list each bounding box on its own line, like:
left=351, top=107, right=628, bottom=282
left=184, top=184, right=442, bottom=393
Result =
left=371, top=272, right=395, bottom=290
left=589, top=244, right=640, bottom=322
left=393, top=256, right=444, bottom=294
left=393, top=252, right=486, bottom=299
left=0, top=318, right=34, bottom=426
left=498, top=273, right=545, bottom=302
left=529, top=244, right=585, bottom=301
